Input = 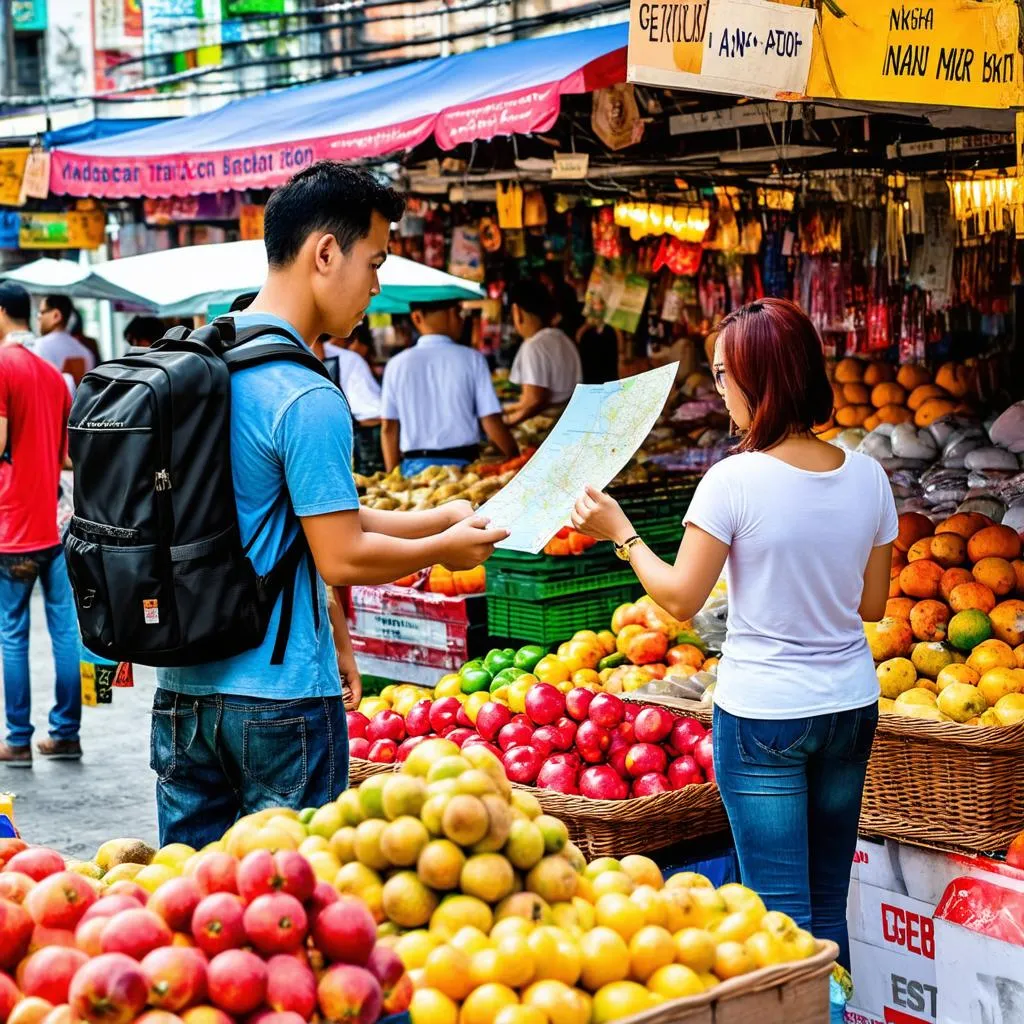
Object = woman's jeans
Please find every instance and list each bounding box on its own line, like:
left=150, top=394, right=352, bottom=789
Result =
left=713, top=703, right=878, bottom=971
left=0, top=547, right=82, bottom=748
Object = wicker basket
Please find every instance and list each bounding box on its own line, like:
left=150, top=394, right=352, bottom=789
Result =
left=516, top=781, right=728, bottom=859
left=861, top=714, right=1024, bottom=851
left=624, top=693, right=714, bottom=727
left=347, top=757, right=398, bottom=786
left=616, top=940, right=837, bottom=1024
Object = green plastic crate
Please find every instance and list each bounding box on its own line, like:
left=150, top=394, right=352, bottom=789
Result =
left=488, top=565, right=640, bottom=601
left=487, top=581, right=643, bottom=646
left=488, top=543, right=620, bottom=578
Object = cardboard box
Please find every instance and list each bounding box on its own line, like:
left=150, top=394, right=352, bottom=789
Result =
left=849, top=938, right=938, bottom=1023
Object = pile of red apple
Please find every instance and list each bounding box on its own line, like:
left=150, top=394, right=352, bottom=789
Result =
left=349, top=686, right=714, bottom=800
left=0, top=842, right=409, bottom=1024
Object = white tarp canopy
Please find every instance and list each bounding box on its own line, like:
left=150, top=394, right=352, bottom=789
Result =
left=1, top=243, right=484, bottom=316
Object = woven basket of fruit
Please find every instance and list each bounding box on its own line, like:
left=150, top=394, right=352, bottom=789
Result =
left=615, top=939, right=838, bottom=1024
left=861, top=715, right=1024, bottom=851
left=516, top=782, right=728, bottom=860
left=348, top=757, right=398, bottom=786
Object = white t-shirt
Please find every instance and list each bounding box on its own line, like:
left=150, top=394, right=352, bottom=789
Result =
left=510, top=327, right=582, bottom=407
left=380, top=334, right=501, bottom=452
left=31, top=331, right=96, bottom=375
left=323, top=343, right=381, bottom=422
left=684, top=449, right=898, bottom=719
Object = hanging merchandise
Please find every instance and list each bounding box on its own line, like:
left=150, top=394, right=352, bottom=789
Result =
left=449, top=225, right=485, bottom=283
left=423, top=208, right=446, bottom=269
left=591, top=83, right=644, bottom=151
left=582, top=260, right=613, bottom=322
left=523, top=191, right=548, bottom=228
left=592, top=205, right=623, bottom=260
left=479, top=217, right=502, bottom=253
left=503, top=229, right=527, bottom=259
left=496, top=182, right=524, bottom=229
left=660, top=277, right=693, bottom=323
left=605, top=271, right=651, bottom=334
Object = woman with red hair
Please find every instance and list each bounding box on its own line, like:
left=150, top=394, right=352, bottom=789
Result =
left=573, top=298, right=896, bottom=970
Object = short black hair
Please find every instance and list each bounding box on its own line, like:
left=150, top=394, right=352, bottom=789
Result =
left=264, top=162, right=406, bottom=268
left=409, top=299, right=461, bottom=315
left=124, top=316, right=165, bottom=345
left=229, top=291, right=258, bottom=312
left=0, top=282, right=30, bottom=323
left=42, top=293, right=74, bottom=325
left=509, top=280, right=554, bottom=325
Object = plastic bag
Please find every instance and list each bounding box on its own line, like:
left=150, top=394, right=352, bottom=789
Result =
left=692, top=577, right=728, bottom=653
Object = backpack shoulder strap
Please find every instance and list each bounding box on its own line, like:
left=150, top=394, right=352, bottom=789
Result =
left=222, top=324, right=333, bottom=384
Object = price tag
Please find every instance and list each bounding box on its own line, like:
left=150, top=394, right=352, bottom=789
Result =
left=552, top=153, right=590, bottom=180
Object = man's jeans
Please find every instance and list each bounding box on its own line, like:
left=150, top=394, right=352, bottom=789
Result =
left=151, top=689, right=349, bottom=848
left=713, top=703, right=878, bottom=970
left=0, top=547, right=81, bottom=748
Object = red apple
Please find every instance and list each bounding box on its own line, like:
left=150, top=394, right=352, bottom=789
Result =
left=404, top=700, right=433, bottom=738
left=366, top=945, right=412, bottom=1015
left=248, top=1013, right=306, bottom=1024
left=544, top=752, right=581, bottom=771
left=6, top=849, right=65, bottom=882
left=607, top=746, right=629, bottom=780
left=147, top=879, right=202, bottom=934
left=553, top=717, right=578, bottom=748
left=345, top=712, right=369, bottom=740
left=579, top=766, right=629, bottom=801
left=192, top=854, right=238, bottom=898
left=141, top=946, right=208, bottom=1012
left=0, top=840, right=26, bottom=867
left=310, top=897, right=376, bottom=966
left=106, top=883, right=149, bottom=907
left=70, top=952, right=148, bottom=1024
left=497, top=720, right=533, bottom=752
left=191, top=894, right=245, bottom=958
left=272, top=852, right=316, bottom=904
left=81, top=895, right=143, bottom=925
left=623, top=704, right=639, bottom=723
left=633, top=707, right=675, bottom=744
left=243, top=894, right=308, bottom=955
left=474, top=702, right=512, bottom=742
left=207, top=950, right=267, bottom=1016
left=624, top=743, right=668, bottom=779
left=348, top=737, right=370, bottom=759
left=25, top=872, right=97, bottom=932
left=367, top=739, right=397, bottom=763
left=100, top=909, right=173, bottom=960
left=428, top=698, right=461, bottom=736
left=501, top=746, right=543, bottom=784
left=396, top=736, right=428, bottom=762
left=615, top=720, right=635, bottom=745
left=445, top=728, right=475, bottom=749
left=237, top=851, right=314, bottom=905
left=455, top=705, right=473, bottom=730
left=461, top=737, right=503, bottom=761
left=704, top=760, right=716, bottom=784
left=588, top=693, right=625, bottom=729
left=536, top=760, right=578, bottom=795
left=669, top=718, right=706, bottom=757
left=317, top=965, right=381, bottom=1024
left=575, top=721, right=612, bottom=764
left=528, top=729, right=556, bottom=760
left=694, top=732, right=715, bottom=773
left=667, top=755, right=704, bottom=790
left=180, top=1006, right=233, bottom=1024
left=306, top=882, right=339, bottom=930
left=367, top=711, right=405, bottom=744
left=524, top=684, right=565, bottom=726
left=0, top=896, right=33, bottom=967
left=564, top=688, right=595, bottom=722
left=0, top=973, right=19, bottom=1024
left=135, top=1013, right=189, bottom=1024
left=76, top=916, right=110, bottom=957
left=265, top=954, right=317, bottom=1018
left=632, top=773, right=671, bottom=797
left=534, top=724, right=569, bottom=753
left=21, top=947, right=89, bottom=1004
left=0, top=873, right=35, bottom=906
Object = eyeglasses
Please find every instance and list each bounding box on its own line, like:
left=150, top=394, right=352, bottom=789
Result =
left=713, top=366, right=727, bottom=392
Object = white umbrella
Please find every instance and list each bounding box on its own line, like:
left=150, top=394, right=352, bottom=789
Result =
left=86, top=240, right=484, bottom=316
left=0, top=258, right=145, bottom=304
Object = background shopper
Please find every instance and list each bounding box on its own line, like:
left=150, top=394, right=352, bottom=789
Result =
left=570, top=297, right=895, bottom=969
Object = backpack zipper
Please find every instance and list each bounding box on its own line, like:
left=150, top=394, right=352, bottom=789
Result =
left=155, top=470, right=172, bottom=492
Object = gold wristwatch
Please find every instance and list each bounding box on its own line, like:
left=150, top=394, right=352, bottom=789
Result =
left=614, top=535, right=644, bottom=562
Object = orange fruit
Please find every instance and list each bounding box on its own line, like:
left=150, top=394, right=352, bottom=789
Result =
left=896, top=512, right=934, bottom=553
left=906, top=538, right=934, bottom=563
left=460, top=984, right=519, bottom=1024
left=424, top=945, right=474, bottom=1001
left=909, top=600, right=950, bottom=642
left=410, top=989, right=459, bottom=1024
left=937, top=512, right=993, bottom=539
left=967, top=639, right=1018, bottom=676
left=930, top=533, right=967, bottom=568
left=990, top=600, right=1024, bottom=647
left=628, top=926, right=676, bottom=983
left=900, top=561, right=944, bottom=600
left=579, top=927, right=630, bottom=991
left=973, top=557, right=1016, bottom=597
left=950, top=582, right=997, bottom=614
left=940, top=567, right=975, bottom=601
left=884, top=598, right=915, bottom=620
left=936, top=664, right=980, bottom=690
left=526, top=927, right=582, bottom=986
left=595, top=893, right=645, bottom=942
left=968, top=525, right=1023, bottom=563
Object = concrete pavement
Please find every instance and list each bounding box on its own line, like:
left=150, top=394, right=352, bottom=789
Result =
left=2, top=592, right=158, bottom=861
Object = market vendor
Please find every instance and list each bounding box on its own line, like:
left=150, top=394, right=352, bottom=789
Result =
left=380, top=299, right=518, bottom=476
left=504, top=279, right=582, bottom=425
left=312, top=332, right=384, bottom=475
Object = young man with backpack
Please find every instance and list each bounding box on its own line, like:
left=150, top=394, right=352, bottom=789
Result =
left=65, top=164, right=508, bottom=846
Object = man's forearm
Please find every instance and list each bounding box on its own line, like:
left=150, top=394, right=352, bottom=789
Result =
left=317, top=531, right=448, bottom=587
left=359, top=505, right=454, bottom=539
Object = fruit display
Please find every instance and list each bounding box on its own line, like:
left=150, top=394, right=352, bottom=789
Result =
left=390, top=567, right=486, bottom=597
left=869, top=510, right=1024, bottom=726
left=350, top=687, right=715, bottom=799
left=0, top=837, right=413, bottom=1024
left=355, top=466, right=513, bottom=512
left=542, top=529, right=598, bottom=558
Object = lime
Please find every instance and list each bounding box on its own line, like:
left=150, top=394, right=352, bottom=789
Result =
left=947, top=609, right=993, bottom=651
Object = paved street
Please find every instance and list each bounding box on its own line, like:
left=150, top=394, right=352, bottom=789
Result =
left=2, top=592, right=158, bottom=861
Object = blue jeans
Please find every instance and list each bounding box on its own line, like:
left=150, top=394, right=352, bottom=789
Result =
left=400, top=457, right=470, bottom=477
left=151, top=688, right=349, bottom=848
left=0, top=547, right=81, bottom=748
left=713, top=703, right=878, bottom=970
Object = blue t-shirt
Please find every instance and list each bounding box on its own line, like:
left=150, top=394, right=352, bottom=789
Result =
left=157, top=313, right=360, bottom=700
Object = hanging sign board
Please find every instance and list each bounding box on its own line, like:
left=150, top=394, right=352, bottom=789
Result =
left=805, top=0, right=1022, bottom=110
left=627, top=0, right=815, bottom=100
left=0, top=150, right=30, bottom=208
left=19, top=211, right=106, bottom=250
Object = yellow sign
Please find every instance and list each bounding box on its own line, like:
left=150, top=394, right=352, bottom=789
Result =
left=1017, top=111, right=1024, bottom=177
left=19, top=211, right=106, bottom=250
left=0, top=149, right=30, bottom=207
left=807, top=0, right=1023, bottom=110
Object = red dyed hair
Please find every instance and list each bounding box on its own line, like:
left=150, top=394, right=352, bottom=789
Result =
left=714, top=298, right=833, bottom=452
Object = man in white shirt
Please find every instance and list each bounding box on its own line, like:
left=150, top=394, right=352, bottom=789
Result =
left=381, top=301, right=518, bottom=476
left=505, top=280, right=583, bottom=426
left=34, top=295, right=97, bottom=384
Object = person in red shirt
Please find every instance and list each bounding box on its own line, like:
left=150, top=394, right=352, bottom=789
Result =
left=0, top=283, right=81, bottom=767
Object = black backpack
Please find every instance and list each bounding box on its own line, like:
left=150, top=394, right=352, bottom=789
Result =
left=64, top=317, right=333, bottom=668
